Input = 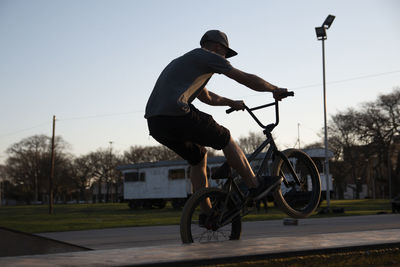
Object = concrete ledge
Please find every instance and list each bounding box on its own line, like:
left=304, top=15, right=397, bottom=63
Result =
left=0, top=229, right=399, bottom=266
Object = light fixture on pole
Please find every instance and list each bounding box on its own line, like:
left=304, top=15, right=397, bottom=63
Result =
left=315, top=14, right=335, bottom=211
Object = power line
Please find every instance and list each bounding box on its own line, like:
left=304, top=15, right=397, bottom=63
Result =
left=242, top=70, right=400, bottom=98
left=57, top=70, right=400, bottom=122
left=0, top=122, right=51, bottom=139
left=0, top=110, right=143, bottom=140
left=58, top=110, right=143, bottom=122
left=1, top=70, right=399, bottom=139
left=292, top=70, right=400, bottom=90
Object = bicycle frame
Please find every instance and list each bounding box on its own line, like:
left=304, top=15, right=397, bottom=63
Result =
left=244, top=101, right=301, bottom=188
left=218, top=98, right=302, bottom=226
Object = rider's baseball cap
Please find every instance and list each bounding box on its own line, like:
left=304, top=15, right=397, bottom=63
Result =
left=200, top=30, right=238, bottom=58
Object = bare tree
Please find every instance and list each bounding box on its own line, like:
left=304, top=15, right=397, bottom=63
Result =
left=327, top=87, right=400, bottom=198
left=5, top=135, right=71, bottom=203
left=377, top=87, right=400, bottom=137
left=355, top=92, right=398, bottom=198
left=5, top=135, right=49, bottom=202
left=328, top=109, right=368, bottom=198
left=70, top=155, right=93, bottom=203
left=123, top=145, right=180, bottom=164
left=87, top=149, right=122, bottom=203
left=237, top=132, right=264, bottom=154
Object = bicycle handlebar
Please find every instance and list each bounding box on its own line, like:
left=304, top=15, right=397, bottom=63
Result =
left=226, top=91, right=294, bottom=130
left=226, top=91, right=294, bottom=114
left=281, top=91, right=295, bottom=97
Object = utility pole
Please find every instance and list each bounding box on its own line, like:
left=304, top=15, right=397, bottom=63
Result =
left=49, top=115, right=56, bottom=214
left=297, top=123, right=301, bottom=149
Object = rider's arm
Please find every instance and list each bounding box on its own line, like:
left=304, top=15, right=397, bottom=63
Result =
left=224, top=67, right=287, bottom=99
left=197, top=87, right=244, bottom=110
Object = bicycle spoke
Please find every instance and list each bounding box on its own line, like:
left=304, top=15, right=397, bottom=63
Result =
left=192, top=227, right=231, bottom=243
left=181, top=188, right=242, bottom=243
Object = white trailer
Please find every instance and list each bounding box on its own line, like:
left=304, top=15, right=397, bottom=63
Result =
left=118, top=157, right=227, bottom=209
left=118, top=148, right=334, bottom=209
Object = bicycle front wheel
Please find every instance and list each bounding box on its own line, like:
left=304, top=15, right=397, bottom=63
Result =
left=180, top=187, right=241, bottom=244
left=272, top=149, right=321, bottom=218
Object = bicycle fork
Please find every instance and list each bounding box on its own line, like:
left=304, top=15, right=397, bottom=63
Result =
left=275, top=151, right=302, bottom=188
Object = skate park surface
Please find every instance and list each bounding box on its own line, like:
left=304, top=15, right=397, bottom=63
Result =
left=0, top=214, right=399, bottom=266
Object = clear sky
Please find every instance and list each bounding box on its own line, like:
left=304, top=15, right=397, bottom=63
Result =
left=0, top=0, right=399, bottom=163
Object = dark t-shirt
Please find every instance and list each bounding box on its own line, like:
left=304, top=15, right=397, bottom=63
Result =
left=144, top=48, right=233, bottom=118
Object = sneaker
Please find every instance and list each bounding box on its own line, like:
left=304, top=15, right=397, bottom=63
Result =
left=248, top=176, right=283, bottom=200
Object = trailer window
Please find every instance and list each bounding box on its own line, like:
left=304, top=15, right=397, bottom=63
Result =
left=169, top=169, right=185, bottom=180
left=125, top=172, right=145, bottom=182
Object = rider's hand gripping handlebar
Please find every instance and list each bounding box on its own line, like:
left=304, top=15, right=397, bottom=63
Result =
left=276, top=90, right=295, bottom=98
left=226, top=91, right=294, bottom=114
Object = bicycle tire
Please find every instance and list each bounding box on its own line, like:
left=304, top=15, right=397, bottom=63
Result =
left=180, top=187, right=242, bottom=244
left=272, top=149, right=321, bottom=218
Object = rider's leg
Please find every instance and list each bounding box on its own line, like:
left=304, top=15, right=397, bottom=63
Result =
left=190, top=152, right=208, bottom=191
left=223, top=137, right=259, bottom=188
left=224, top=137, right=282, bottom=199
left=190, top=152, right=212, bottom=212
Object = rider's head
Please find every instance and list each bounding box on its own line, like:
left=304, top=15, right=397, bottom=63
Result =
left=200, top=30, right=238, bottom=58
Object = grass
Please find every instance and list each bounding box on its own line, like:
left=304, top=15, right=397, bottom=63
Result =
left=0, top=199, right=393, bottom=233
left=0, top=203, right=182, bottom=233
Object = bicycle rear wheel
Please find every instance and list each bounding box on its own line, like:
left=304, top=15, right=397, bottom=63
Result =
left=180, top=187, right=241, bottom=244
left=272, top=149, right=321, bottom=218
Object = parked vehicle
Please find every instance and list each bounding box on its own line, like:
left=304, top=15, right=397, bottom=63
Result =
left=118, top=157, right=226, bottom=209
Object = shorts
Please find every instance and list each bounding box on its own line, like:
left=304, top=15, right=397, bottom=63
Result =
left=147, top=105, right=231, bottom=165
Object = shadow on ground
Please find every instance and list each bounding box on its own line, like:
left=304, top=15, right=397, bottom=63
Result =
left=0, top=227, right=90, bottom=257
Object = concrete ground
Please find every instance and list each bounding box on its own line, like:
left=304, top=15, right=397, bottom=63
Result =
left=38, top=213, right=400, bottom=249
left=0, top=214, right=399, bottom=266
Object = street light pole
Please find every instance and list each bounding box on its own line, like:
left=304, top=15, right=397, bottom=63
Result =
left=322, top=37, right=331, bottom=211
left=315, top=15, right=335, bottom=212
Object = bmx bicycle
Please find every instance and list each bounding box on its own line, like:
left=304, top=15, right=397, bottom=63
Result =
left=180, top=91, right=321, bottom=243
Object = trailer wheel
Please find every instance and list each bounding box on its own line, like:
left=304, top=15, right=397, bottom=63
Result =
left=153, top=199, right=166, bottom=209
left=128, top=200, right=140, bottom=210
left=143, top=199, right=153, bottom=209
left=172, top=198, right=185, bottom=209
